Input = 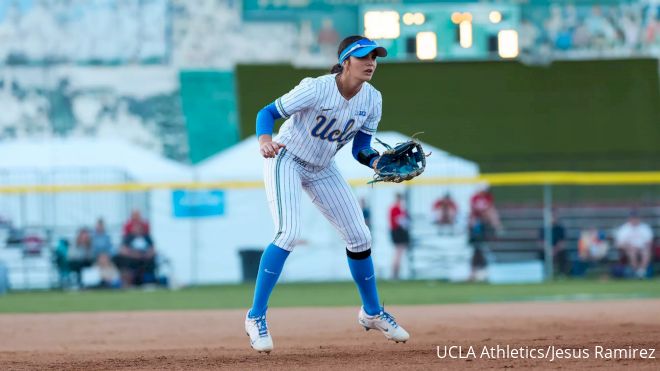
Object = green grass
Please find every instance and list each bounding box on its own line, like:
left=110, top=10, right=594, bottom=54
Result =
left=1, top=279, right=659, bottom=314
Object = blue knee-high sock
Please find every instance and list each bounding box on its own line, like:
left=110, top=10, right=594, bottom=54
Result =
left=347, top=249, right=381, bottom=316
left=248, top=243, right=290, bottom=318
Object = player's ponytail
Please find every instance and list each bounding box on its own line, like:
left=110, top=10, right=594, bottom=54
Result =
left=330, top=63, right=343, bottom=74
left=330, top=35, right=366, bottom=74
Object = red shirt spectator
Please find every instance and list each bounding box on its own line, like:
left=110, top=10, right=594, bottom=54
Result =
left=390, top=201, right=407, bottom=231
left=317, top=19, right=339, bottom=49
left=469, top=186, right=503, bottom=233
left=433, top=194, right=457, bottom=225
left=389, top=193, right=410, bottom=280
left=123, top=210, right=149, bottom=236
left=318, top=25, right=338, bottom=45
left=470, top=190, right=494, bottom=218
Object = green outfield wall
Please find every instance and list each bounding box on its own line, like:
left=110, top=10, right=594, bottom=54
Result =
left=236, top=59, right=660, bottom=172
left=180, top=71, right=239, bottom=164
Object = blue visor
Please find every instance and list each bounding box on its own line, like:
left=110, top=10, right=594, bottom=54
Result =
left=339, top=39, right=388, bottom=64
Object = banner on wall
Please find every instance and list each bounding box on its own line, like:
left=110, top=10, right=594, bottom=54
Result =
left=172, top=190, right=225, bottom=218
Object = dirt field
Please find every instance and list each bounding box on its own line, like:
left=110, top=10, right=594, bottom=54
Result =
left=1, top=300, right=659, bottom=370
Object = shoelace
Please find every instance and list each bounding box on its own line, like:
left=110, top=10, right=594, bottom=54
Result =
left=254, top=315, right=269, bottom=337
left=379, top=311, right=399, bottom=328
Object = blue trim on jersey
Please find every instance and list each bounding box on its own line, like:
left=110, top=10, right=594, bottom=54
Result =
left=256, top=102, right=282, bottom=137
left=352, top=131, right=379, bottom=168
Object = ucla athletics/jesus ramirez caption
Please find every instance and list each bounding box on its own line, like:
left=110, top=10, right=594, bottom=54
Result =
left=437, top=344, right=656, bottom=362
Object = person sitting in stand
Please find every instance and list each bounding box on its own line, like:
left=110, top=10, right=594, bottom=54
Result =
left=538, top=210, right=567, bottom=276
left=95, top=253, right=121, bottom=289
left=615, top=210, right=654, bottom=279
left=574, top=226, right=610, bottom=277
left=67, top=227, right=95, bottom=288
left=123, top=210, right=150, bottom=237
left=114, top=222, right=156, bottom=287
left=91, top=218, right=113, bottom=259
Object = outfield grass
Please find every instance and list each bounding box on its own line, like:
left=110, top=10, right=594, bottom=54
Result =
left=0, top=279, right=659, bottom=314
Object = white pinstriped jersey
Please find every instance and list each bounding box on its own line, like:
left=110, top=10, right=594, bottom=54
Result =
left=273, top=73, right=382, bottom=168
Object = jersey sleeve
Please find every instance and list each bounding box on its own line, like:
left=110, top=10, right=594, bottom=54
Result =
left=275, top=78, right=318, bottom=119
left=359, top=90, right=382, bottom=135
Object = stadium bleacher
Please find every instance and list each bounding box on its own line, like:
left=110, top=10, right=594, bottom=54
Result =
left=486, top=203, right=660, bottom=276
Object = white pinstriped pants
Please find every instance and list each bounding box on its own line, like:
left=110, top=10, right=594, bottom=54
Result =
left=264, top=149, right=371, bottom=253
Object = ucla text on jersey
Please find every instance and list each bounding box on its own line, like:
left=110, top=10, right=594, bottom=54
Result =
left=311, top=116, right=357, bottom=143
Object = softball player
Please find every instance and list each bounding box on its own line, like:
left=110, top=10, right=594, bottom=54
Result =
left=245, top=35, right=410, bottom=353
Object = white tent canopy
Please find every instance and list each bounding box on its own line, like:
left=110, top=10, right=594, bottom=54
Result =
left=194, top=132, right=479, bottom=283
left=0, top=138, right=189, bottom=182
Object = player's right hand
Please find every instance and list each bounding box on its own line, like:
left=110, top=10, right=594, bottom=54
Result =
left=260, top=140, right=286, bottom=158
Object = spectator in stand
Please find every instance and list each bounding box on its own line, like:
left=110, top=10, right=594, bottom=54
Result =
left=433, top=193, right=458, bottom=233
left=572, top=23, right=591, bottom=49
left=469, top=185, right=503, bottom=236
left=615, top=210, right=654, bottom=278
left=95, top=253, right=121, bottom=289
left=585, top=5, right=618, bottom=49
left=538, top=210, right=567, bottom=275
left=67, top=227, right=95, bottom=287
left=643, top=13, right=659, bottom=48
left=519, top=19, right=540, bottom=54
left=621, top=11, right=641, bottom=50
left=564, top=4, right=578, bottom=30
left=578, top=227, right=610, bottom=262
left=91, top=218, right=113, bottom=259
left=389, top=193, right=410, bottom=280
left=114, top=222, right=156, bottom=287
left=123, top=209, right=149, bottom=236
left=317, top=18, right=339, bottom=58
left=543, top=5, right=563, bottom=45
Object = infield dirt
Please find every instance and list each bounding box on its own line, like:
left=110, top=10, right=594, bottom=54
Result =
left=1, top=300, right=658, bottom=370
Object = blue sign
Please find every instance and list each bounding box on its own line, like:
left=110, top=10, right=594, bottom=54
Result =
left=172, top=190, right=225, bottom=218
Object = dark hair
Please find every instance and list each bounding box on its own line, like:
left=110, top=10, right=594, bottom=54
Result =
left=330, top=35, right=367, bottom=74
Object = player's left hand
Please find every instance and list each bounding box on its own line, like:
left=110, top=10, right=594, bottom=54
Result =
left=259, top=139, right=286, bottom=158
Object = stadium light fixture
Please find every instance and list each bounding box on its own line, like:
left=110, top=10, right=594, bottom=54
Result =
left=459, top=20, right=472, bottom=48
left=489, top=11, right=502, bottom=24
left=403, top=12, right=414, bottom=25
left=413, top=12, right=425, bottom=25
left=498, top=30, right=519, bottom=58
left=451, top=12, right=473, bottom=24
left=416, top=31, right=437, bottom=60
left=364, top=11, right=400, bottom=39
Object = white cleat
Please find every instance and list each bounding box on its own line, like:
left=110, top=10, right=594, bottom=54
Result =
left=245, top=312, right=274, bottom=353
left=358, top=307, right=410, bottom=343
